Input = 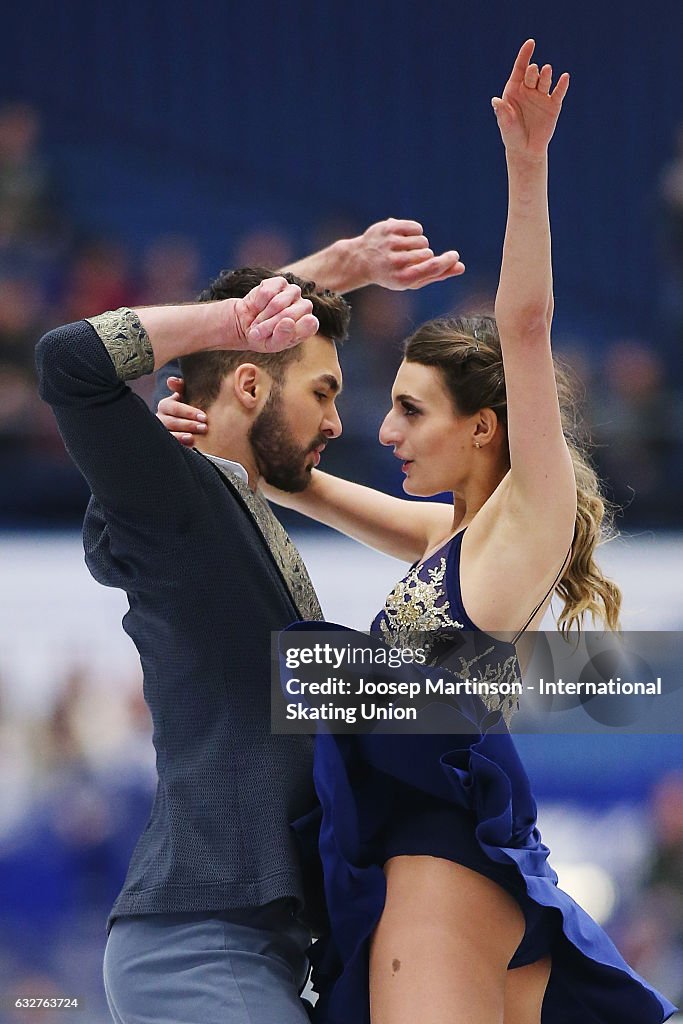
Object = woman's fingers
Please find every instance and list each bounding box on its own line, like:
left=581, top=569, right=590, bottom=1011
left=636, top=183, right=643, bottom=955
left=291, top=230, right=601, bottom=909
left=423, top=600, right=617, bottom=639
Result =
left=551, top=71, right=571, bottom=103
left=524, top=63, right=540, bottom=89
left=158, top=395, right=206, bottom=420
left=157, top=393, right=207, bottom=437
left=159, top=414, right=207, bottom=433
left=174, top=432, right=196, bottom=447
left=538, top=64, right=553, bottom=95
left=510, top=39, right=536, bottom=84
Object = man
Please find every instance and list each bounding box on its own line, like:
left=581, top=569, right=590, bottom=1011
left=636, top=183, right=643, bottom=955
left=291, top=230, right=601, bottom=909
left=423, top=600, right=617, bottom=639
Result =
left=36, top=222, right=462, bottom=1024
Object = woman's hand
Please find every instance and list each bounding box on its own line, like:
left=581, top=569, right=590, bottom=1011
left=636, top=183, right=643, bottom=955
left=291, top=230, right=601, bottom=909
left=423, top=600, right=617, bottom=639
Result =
left=492, top=39, right=569, bottom=160
left=156, top=377, right=206, bottom=447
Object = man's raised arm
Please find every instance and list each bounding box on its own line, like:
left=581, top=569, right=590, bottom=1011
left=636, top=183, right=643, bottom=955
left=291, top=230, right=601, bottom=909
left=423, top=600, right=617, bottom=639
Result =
left=281, top=217, right=464, bottom=293
left=36, top=278, right=318, bottom=519
left=153, top=218, right=465, bottom=404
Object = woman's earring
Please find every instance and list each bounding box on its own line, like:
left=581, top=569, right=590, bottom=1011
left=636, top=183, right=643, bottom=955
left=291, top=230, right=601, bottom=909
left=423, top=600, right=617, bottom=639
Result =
left=475, top=441, right=481, bottom=448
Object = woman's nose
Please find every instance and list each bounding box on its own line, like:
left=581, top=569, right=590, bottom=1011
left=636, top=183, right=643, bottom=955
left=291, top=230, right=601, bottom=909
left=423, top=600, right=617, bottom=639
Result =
left=379, top=410, right=399, bottom=447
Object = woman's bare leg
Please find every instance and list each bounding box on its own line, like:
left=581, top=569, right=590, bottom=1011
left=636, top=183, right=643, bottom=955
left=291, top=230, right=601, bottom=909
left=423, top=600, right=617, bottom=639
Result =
left=503, top=956, right=552, bottom=1024
left=369, top=855, right=526, bottom=1024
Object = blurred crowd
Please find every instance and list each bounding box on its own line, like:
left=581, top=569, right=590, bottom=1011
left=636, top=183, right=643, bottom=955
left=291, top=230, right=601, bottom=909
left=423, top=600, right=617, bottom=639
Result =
left=0, top=667, right=156, bottom=1020
left=0, top=100, right=682, bottom=529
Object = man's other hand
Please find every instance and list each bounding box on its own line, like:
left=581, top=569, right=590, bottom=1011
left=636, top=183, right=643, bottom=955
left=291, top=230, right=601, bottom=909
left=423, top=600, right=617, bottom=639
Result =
left=355, top=218, right=465, bottom=290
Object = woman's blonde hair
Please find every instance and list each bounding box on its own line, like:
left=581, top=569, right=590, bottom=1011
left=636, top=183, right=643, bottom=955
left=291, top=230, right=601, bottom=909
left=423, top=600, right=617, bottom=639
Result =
left=404, top=314, right=621, bottom=635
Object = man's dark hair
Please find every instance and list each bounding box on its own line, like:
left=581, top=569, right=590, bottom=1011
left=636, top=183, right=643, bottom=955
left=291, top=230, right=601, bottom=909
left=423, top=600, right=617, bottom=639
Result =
left=180, top=267, right=351, bottom=409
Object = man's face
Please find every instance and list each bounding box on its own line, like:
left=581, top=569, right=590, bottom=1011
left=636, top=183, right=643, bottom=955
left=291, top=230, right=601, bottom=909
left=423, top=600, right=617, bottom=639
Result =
left=249, top=335, right=343, bottom=492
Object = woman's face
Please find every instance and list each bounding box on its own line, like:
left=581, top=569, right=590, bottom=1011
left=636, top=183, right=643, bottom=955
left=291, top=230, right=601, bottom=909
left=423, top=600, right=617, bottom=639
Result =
left=379, top=360, right=475, bottom=496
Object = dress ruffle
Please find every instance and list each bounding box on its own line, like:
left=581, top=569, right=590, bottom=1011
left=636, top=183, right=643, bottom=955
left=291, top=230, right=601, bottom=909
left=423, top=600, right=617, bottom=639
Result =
left=281, top=622, right=676, bottom=1024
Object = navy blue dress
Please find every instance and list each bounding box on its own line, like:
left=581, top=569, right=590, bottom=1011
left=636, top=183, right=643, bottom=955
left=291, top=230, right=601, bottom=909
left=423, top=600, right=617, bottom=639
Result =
left=288, top=531, right=676, bottom=1023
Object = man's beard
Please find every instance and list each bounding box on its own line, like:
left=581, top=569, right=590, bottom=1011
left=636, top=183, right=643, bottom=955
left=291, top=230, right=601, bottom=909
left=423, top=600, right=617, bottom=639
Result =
left=249, top=384, right=324, bottom=493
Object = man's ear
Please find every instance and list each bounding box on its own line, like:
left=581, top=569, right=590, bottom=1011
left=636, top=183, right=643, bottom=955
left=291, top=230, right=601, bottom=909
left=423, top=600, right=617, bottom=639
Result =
left=232, top=364, right=270, bottom=410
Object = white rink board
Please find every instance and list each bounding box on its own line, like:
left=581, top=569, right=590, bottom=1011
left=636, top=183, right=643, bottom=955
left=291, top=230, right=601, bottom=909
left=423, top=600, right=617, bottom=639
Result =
left=1, top=530, right=682, bottom=713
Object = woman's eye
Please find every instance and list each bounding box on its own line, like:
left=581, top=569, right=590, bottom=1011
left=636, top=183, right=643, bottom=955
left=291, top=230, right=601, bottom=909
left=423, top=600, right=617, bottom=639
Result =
left=401, top=401, right=419, bottom=416
left=315, top=391, right=327, bottom=401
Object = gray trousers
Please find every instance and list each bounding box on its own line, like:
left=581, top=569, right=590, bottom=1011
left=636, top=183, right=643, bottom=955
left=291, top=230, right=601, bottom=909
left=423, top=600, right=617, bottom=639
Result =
left=103, top=899, right=313, bottom=1024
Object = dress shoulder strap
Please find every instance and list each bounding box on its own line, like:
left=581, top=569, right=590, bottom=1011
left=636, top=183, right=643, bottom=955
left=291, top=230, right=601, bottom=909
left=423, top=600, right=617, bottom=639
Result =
left=511, top=548, right=572, bottom=644
left=444, top=529, right=480, bottom=631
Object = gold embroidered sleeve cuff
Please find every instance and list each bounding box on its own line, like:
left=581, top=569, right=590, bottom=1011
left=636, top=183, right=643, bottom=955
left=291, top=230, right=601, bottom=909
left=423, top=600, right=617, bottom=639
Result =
left=86, top=307, right=154, bottom=381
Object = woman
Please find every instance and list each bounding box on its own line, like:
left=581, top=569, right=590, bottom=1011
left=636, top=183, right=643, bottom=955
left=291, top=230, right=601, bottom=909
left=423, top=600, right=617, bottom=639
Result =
left=158, top=41, right=675, bottom=1024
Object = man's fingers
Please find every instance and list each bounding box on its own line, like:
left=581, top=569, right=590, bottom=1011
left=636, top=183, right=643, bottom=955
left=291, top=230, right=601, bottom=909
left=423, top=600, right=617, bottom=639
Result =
left=392, top=248, right=434, bottom=267
left=255, top=312, right=319, bottom=352
left=258, top=296, right=313, bottom=328
left=249, top=306, right=318, bottom=346
left=385, top=218, right=423, bottom=235
left=393, top=234, right=431, bottom=251
left=242, top=276, right=290, bottom=317
left=399, top=252, right=465, bottom=287
left=250, top=283, right=305, bottom=326
left=293, top=312, right=320, bottom=339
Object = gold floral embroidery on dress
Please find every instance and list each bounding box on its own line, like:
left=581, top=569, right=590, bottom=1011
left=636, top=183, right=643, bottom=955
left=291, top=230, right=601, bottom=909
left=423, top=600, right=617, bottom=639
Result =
left=86, top=307, right=154, bottom=381
left=378, top=555, right=519, bottom=725
left=379, top=556, right=464, bottom=649
left=443, top=643, right=520, bottom=725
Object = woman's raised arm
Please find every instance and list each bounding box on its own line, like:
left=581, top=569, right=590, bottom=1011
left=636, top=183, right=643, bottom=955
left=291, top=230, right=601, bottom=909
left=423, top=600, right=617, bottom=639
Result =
left=492, top=40, right=576, bottom=528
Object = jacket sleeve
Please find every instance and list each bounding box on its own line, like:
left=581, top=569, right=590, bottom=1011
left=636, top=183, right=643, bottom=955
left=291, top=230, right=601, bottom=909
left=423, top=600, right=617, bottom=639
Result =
left=35, top=311, right=198, bottom=524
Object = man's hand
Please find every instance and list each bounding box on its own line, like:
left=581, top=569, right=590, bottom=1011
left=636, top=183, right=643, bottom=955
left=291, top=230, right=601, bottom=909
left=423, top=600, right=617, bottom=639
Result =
left=280, top=219, right=464, bottom=293
left=137, top=276, right=319, bottom=369
left=353, top=218, right=465, bottom=290
left=491, top=39, right=570, bottom=160
left=229, top=276, right=319, bottom=351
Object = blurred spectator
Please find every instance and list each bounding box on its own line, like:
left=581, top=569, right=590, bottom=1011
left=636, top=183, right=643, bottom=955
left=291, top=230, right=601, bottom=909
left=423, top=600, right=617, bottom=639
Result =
left=0, top=103, right=679, bottom=529
left=308, top=214, right=362, bottom=254
left=0, top=275, right=47, bottom=372
left=617, top=773, right=683, bottom=1005
left=233, top=224, right=294, bottom=270
left=657, top=122, right=683, bottom=365
left=138, top=234, right=201, bottom=305
left=59, top=238, right=138, bottom=323
left=0, top=663, right=154, bottom=1019
left=0, top=103, right=55, bottom=247
left=592, top=339, right=683, bottom=528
